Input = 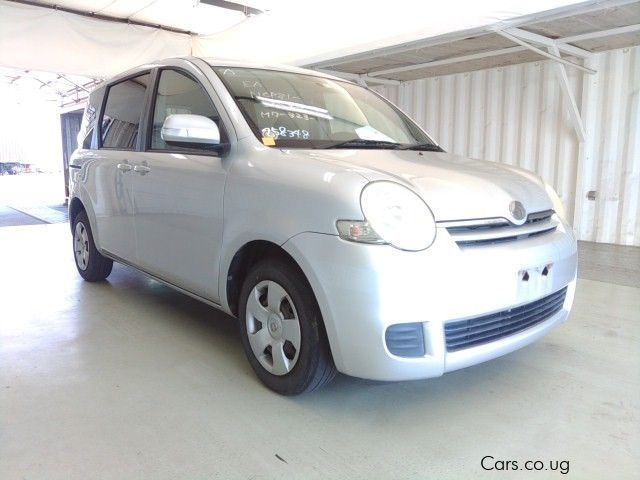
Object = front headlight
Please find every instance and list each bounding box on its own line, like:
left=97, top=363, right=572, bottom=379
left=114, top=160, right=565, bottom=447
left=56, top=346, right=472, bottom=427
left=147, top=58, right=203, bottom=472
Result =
left=337, top=181, right=436, bottom=251
left=544, top=182, right=566, bottom=221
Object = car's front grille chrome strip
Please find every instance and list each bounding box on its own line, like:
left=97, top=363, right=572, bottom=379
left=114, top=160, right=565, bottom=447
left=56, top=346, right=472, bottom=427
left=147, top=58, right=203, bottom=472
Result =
left=439, top=210, right=557, bottom=247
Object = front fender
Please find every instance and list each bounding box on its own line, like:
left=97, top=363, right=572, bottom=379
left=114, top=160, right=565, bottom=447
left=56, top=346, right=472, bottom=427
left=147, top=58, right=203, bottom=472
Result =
left=218, top=139, right=369, bottom=309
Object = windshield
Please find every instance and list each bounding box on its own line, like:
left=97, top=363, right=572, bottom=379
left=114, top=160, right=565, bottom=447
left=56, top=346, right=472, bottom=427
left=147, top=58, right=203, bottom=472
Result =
left=213, top=66, right=440, bottom=150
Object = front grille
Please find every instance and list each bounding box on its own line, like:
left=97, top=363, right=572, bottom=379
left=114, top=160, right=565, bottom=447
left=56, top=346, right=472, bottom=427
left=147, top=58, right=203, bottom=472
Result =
left=444, top=287, right=567, bottom=352
left=527, top=210, right=554, bottom=223
left=441, top=210, right=557, bottom=247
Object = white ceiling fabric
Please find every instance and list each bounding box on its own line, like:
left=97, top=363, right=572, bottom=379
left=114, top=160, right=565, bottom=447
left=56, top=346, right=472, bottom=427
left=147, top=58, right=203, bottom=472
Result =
left=0, top=0, right=589, bottom=79
left=44, top=0, right=252, bottom=36
left=0, top=0, right=191, bottom=78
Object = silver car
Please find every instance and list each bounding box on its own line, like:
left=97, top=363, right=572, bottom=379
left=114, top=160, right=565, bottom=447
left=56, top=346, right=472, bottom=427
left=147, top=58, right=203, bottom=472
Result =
left=69, top=57, right=578, bottom=395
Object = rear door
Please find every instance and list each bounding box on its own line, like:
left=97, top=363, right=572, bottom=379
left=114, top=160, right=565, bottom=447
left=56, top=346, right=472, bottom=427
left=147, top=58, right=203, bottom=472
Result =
left=92, top=72, right=151, bottom=262
left=130, top=65, right=230, bottom=302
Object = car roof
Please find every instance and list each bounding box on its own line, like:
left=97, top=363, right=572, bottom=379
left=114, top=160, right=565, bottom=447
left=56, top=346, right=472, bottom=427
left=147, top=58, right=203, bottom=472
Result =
left=202, top=58, right=335, bottom=77
left=102, top=56, right=349, bottom=87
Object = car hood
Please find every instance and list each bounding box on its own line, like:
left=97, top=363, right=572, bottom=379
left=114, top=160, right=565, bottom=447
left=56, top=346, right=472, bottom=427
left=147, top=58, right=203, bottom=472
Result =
left=291, top=149, right=552, bottom=222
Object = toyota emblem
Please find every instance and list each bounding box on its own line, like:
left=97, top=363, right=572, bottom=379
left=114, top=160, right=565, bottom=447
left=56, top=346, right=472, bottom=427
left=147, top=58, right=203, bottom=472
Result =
left=509, top=200, right=527, bottom=223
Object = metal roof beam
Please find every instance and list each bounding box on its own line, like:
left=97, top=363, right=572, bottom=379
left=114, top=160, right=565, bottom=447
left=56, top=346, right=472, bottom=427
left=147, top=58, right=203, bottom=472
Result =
left=313, top=68, right=400, bottom=86
left=494, top=29, right=596, bottom=74
left=491, top=0, right=640, bottom=31
left=366, top=46, right=526, bottom=77
left=314, top=23, right=610, bottom=80
left=198, top=0, right=264, bottom=16
left=359, top=23, right=610, bottom=80
left=305, top=0, right=639, bottom=70
left=503, top=27, right=593, bottom=58
left=560, top=22, right=640, bottom=43
left=4, top=0, right=193, bottom=35
left=307, top=28, right=489, bottom=70
left=547, top=44, right=586, bottom=141
left=58, top=74, right=91, bottom=93
left=27, top=73, right=67, bottom=98
left=360, top=74, right=400, bottom=86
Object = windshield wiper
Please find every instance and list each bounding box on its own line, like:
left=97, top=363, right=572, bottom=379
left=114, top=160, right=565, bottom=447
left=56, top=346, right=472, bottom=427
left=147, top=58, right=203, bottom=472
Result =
left=322, top=139, right=401, bottom=149
left=397, top=143, right=444, bottom=151
left=323, top=139, right=444, bottom=150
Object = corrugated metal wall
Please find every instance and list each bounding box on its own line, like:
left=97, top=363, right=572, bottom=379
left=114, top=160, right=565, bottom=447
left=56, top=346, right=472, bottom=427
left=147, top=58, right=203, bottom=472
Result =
left=373, top=45, right=640, bottom=246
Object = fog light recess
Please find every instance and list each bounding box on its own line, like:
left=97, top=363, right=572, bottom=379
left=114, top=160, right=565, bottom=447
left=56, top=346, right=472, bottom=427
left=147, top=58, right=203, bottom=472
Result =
left=385, top=323, right=425, bottom=357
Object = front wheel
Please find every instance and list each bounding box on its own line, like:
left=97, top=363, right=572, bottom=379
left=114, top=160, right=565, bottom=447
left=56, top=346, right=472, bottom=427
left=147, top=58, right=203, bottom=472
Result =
left=238, top=258, right=336, bottom=395
left=72, top=211, right=113, bottom=282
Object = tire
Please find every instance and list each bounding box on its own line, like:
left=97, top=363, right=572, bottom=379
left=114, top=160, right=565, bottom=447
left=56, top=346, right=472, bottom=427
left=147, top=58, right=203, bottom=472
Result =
left=72, top=210, right=113, bottom=282
left=238, top=257, right=336, bottom=395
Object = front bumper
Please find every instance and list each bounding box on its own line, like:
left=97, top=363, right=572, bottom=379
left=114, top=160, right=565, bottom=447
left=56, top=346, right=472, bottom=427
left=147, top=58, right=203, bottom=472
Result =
left=283, top=223, right=577, bottom=381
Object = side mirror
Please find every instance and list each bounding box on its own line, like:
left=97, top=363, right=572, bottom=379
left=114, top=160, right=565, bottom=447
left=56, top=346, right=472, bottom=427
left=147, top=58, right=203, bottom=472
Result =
left=161, top=114, right=221, bottom=146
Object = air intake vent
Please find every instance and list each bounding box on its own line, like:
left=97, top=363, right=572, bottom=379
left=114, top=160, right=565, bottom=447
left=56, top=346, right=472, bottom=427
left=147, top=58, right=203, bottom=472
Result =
left=444, top=287, right=567, bottom=352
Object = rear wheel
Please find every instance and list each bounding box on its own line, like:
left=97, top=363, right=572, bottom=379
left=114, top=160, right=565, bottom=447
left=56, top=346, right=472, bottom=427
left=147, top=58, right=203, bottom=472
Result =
left=238, top=258, right=336, bottom=395
left=72, top=211, right=113, bottom=282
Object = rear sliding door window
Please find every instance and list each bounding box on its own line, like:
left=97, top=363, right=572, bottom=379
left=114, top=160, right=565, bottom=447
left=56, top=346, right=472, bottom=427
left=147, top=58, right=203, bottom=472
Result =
left=100, top=73, right=151, bottom=149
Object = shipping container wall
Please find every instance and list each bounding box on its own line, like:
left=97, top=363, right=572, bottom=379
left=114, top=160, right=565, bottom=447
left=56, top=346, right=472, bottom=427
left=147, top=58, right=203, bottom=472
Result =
left=373, top=46, right=640, bottom=246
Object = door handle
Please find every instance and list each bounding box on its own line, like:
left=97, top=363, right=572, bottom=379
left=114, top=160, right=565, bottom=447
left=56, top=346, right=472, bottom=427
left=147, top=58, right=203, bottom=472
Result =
left=117, top=163, right=132, bottom=172
left=133, top=165, right=151, bottom=175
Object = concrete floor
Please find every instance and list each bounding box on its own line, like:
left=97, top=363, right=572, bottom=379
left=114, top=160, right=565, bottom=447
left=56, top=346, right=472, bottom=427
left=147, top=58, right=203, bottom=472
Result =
left=0, top=174, right=69, bottom=227
left=1, top=224, right=638, bottom=479
left=0, top=205, right=45, bottom=227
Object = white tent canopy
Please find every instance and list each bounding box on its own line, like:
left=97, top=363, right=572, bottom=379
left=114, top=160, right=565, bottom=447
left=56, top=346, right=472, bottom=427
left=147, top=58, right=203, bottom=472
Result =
left=0, top=0, right=192, bottom=79
left=193, top=0, right=588, bottom=65
left=0, top=0, right=586, bottom=79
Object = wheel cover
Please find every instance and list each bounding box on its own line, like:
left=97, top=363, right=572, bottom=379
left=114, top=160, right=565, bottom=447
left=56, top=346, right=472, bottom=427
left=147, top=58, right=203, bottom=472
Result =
left=74, top=221, right=90, bottom=271
left=245, top=280, right=302, bottom=376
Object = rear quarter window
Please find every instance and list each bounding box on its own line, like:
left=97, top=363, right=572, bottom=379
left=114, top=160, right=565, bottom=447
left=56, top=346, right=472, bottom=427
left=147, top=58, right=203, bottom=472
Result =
left=100, top=73, right=151, bottom=150
left=78, top=102, right=98, bottom=150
